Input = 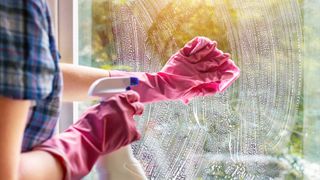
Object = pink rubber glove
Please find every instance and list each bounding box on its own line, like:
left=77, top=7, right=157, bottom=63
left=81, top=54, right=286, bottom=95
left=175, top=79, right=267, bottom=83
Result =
left=110, top=36, right=240, bottom=104
left=34, top=91, right=143, bottom=180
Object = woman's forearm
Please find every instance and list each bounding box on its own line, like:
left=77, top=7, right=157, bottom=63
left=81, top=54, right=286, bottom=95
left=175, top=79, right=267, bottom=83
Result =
left=60, top=63, right=110, bottom=102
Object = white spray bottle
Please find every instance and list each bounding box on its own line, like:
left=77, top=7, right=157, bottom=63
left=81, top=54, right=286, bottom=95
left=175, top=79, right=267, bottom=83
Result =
left=88, top=76, right=148, bottom=180
left=88, top=76, right=139, bottom=98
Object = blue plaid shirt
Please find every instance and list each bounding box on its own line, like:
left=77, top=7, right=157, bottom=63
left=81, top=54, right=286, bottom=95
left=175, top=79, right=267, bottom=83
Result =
left=0, top=0, right=62, bottom=152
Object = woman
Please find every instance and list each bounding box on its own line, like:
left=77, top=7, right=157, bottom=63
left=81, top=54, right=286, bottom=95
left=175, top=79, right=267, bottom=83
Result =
left=0, top=0, right=239, bottom=179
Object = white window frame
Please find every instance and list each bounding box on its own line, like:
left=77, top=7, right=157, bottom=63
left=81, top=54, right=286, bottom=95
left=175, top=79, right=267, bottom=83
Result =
left=47, top=0, right=79, bottom=131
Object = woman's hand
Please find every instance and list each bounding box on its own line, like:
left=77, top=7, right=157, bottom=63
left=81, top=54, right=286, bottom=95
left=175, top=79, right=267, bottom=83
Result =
left=110, top=36, right=240, bottom=104
left=34, top=91, right=144, bottom=179
left=159, top=36, right=240, bottom=103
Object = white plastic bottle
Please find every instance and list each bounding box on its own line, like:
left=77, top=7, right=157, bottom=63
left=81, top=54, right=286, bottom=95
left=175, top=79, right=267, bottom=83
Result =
left=88, top=76, right=147, bottom=180
left=88, top=77, right=139, bottom=98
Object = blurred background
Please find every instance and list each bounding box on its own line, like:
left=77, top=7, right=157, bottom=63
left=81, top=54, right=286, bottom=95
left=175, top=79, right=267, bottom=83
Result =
left=75, top=0, right=320, bottom=179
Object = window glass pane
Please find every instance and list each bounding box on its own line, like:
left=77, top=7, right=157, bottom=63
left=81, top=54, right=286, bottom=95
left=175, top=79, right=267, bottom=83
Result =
left=78, top=0, right=320, bottom=179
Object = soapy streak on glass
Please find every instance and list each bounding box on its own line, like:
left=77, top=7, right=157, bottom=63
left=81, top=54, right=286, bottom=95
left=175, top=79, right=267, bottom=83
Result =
left=78, top=0, right=320, bottom=179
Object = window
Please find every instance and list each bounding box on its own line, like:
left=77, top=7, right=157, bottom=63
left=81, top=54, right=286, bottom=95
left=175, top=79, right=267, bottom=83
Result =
left=47, top=0, right=77, bottom=131
left=57, top=0, right=320, bottom=179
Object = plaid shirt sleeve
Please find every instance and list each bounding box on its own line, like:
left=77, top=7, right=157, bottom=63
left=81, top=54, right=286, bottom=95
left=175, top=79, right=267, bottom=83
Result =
left=0, top=1, right=62, bottom=151
left=0, top=0, right=56, bottom=100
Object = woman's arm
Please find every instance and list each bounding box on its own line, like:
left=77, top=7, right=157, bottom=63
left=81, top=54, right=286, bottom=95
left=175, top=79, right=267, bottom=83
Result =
left=60, top=63, right=110, bottom=102
left=0, top=96, right=29, bottom=180
left=0, top=96, right=65, bottom=180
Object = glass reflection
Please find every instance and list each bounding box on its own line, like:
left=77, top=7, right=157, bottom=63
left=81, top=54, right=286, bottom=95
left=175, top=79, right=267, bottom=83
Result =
left=79, top=0, right=320, bottom=179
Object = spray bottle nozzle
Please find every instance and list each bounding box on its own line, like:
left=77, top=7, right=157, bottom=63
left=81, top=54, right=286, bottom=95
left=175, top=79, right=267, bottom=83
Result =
left=130, top=77, right=139, bottom=86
